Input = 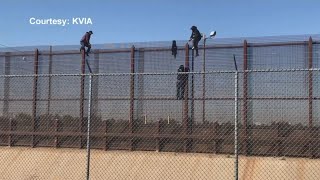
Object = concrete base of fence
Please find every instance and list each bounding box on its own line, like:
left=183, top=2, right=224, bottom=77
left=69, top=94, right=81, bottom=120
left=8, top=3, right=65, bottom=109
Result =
left=0, top=147, right=319, bottom=179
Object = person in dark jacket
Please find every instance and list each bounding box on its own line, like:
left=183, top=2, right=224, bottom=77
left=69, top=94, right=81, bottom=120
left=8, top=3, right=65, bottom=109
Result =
left=171, top=40, right=177, bottom=59
left=80, top=31, right=93, bottom=56
left=177, top=65, right=188, bottom=100
left=189, top=26, right=202, bottom=56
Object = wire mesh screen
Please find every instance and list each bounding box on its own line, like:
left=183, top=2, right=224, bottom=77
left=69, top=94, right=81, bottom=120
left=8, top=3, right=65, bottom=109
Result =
left=249, top=44, right=308, bottom=69
left=0, top=70, right=319, bottom=179
left=98, top=52, right=131, bottom=73
left=0, top=36, right=320, bottom=179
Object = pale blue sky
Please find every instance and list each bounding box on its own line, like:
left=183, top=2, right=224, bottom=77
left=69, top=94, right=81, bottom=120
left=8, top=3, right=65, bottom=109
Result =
left=0, top=0, right=319, bottom=47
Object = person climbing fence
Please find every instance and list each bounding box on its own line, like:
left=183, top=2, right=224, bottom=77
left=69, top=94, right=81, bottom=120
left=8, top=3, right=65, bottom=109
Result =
left=80, top=30, right=93, bottom=56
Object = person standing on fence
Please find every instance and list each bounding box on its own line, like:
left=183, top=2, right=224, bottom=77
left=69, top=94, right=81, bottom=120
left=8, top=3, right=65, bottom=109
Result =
left=189, top=26, right=202, bottom=57
left=177, top=65, right=188, bottom=100
left=80, top=30, right=93, bottom=56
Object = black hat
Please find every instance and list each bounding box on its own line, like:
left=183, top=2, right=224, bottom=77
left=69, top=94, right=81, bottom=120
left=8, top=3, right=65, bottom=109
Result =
left=89, top=31, right=93, bottom=34
left=190, top=26, right=197, bottom=30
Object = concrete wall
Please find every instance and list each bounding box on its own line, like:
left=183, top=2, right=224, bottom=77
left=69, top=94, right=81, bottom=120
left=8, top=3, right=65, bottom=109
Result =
left=0, top=147, right=319, bottom=179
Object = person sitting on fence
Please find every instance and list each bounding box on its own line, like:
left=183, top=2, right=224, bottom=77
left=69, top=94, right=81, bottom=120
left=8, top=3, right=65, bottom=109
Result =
left=177, top=65, right=188, bottom=100
left=80, top=30, right=93, bottom=56
left=189, top=26, right=202, bottom=57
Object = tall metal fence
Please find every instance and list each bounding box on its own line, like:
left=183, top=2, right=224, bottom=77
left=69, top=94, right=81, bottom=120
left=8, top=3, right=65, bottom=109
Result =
left=0, top=35, right=320, bottom=179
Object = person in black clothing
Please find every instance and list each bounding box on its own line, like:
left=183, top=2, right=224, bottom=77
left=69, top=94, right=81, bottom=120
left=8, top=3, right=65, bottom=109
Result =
left=171, top=40, right=177, bottom=59
left=177, top=65, right=188, bottom=100
left=80, top=30, right=93, bottom=56
left=189, top=26, right=202, bottom=56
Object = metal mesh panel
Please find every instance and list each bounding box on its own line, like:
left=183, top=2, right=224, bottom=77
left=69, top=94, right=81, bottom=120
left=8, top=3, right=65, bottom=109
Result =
left=249, top=71, right=308, bottom=98
left=205, top=47, right=243, bottom=71
left=313, top=43, right=320, bottom=68
left=249, top=44, right=308, bottom=69
left=0, top=36, right=320, bottom=179
left=98, top=100, right=130, bottom=121
left=98, top=52, right=131, bottom=73
left=52, top=54, right=81, bottom=74
left=10, top=55, right=34, bottom=75
left=0, top=56, right=5, bottom=75
left=239, top=70, right=318, bottom=180
left=143, top=50, right=185, bottom=73
left=9, top=76, right=33, bottom=99
left=51, top=76, right=81, bottom=99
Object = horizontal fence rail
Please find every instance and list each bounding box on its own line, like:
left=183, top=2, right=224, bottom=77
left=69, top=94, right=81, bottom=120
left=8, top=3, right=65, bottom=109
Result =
left=0, top=70, right=318, bottom=157
left=0, top=36, right=320, bottom=179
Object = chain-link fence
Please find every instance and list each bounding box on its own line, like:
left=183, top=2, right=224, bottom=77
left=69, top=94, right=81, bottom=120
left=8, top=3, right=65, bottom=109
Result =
left=0, top=69, right=319, bottom=179
left=1, top=35, right=320, bottom=179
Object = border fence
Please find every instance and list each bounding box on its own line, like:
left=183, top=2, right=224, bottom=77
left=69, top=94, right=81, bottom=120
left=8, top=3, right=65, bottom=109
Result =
left=0, top=35, right=320, bottom=179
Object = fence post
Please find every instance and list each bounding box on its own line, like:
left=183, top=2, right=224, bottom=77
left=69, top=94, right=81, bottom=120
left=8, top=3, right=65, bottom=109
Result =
left=242, top=40, right=249, bottom=155
left=308, top=37, right=314, bottom=158
left=136, top=48, right=145, bottom=121
left=184, top=43, right=190, bottom=152
left=54, top=118, right=59, bottom=148
left=234, top=71, right=239, bottom=180
left=202, top=36, right=206, bottom=123
left=3, top=52, right=10, bottom=117
left=308, top=37, right=313, bottom=128
left=130, top=45, right=135, bottom=151
left=92, top=50, right=99, bottom=120
left=86, top=73, right=93, bottom=180
left=47, top=46, right=52, bottom=115
left=191, top=49, right=195, bottom=124
left=4, top=52, right=11, bottom=146
left=80, top=48, right=86, bottom=148
left=32, top=48, right=39, bottom=148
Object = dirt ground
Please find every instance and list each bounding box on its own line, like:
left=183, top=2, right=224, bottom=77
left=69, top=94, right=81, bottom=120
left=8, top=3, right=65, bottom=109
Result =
left=0, top=147, right=319, bottom=179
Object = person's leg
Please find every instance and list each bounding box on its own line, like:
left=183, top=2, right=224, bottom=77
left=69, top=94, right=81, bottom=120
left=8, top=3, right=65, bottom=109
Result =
left=194, top=40, right=199, bottom=56
left=181, top=80, right=185, bottom=99
left=84, top=44, right=91, bottom=56
left=87, top=44, right=91, bottom=53
left=80, top=41, right=85, bottom=51
left=179, top=81, right=184, bottom=100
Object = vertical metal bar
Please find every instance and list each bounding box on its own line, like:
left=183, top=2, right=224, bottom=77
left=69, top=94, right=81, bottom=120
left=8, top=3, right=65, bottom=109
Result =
left=184, top=43, right=190, bottom=152
left=80, top=49, right=86, bottom=148
left=47, top=46, right=52, bottom=115
left=48, top=46, right=53, bottom=136
left=191, top=49, right=195, bottom=124
left=129, top=45, right=135, bottom=151
left=3, top=52, right=10, bottom=116
left=104, top=121, right=108, bottom=151
left=8, top=117, right=13, bottom=146
left=234, top=71, right=239, bottom=180
left=213, top=122, right=219, bottom=153
left=156, top=120, right=161, bottom=152
left=308, top=37, right=314, bottom=158
left=54, top=118, right=59, bottom=148
left=136, top=49, right=145, bottom=123
left=202, top=37, right=206, bottom=123
left=86, top=73, right=93, bottom=180
left=308, top=37, right=313, bottom=128
left=242, top=40, right=249, bottom=155
left=4, top=53, right=10, bottom=146
left=92, top=50, right=99, bottom=120
left=190, top=46, right=194, bottom=151
left=32, top=49, right=39, bottom=148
